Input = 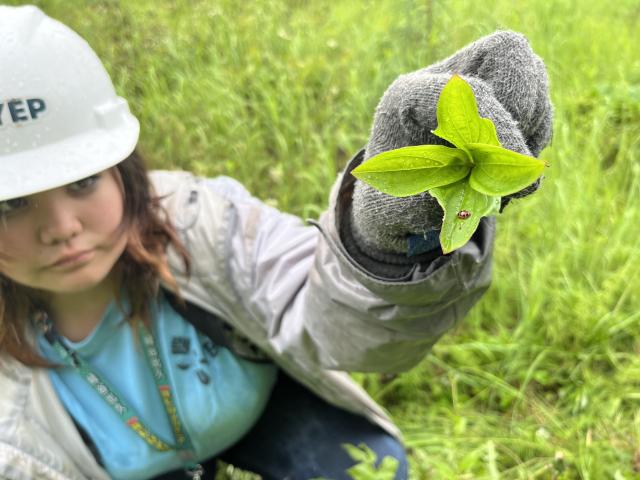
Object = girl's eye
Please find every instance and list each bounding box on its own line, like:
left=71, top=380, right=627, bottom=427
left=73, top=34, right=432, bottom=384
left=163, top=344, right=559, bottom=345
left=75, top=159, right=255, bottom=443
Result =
left=0, top=197, right=28, bottom=216
left=69, top=174, right=100, bottom=193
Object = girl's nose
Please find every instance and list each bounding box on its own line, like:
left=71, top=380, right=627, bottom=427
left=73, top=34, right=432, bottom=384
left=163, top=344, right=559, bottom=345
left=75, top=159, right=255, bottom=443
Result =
left=37, top=200, right=82, bottom=245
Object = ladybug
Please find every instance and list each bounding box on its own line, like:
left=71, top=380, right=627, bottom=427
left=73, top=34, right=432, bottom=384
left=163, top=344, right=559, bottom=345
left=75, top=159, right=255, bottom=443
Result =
left=457, top=210, right=471, bottom=219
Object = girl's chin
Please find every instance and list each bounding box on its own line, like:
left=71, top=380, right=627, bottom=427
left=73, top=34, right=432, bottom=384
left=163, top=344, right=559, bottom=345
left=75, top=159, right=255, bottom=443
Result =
left=40, top=269, right=114, bottom=295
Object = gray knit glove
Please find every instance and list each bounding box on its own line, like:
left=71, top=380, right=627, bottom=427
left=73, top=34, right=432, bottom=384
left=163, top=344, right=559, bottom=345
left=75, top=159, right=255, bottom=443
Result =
left=349, top=30, right=553, bottom=264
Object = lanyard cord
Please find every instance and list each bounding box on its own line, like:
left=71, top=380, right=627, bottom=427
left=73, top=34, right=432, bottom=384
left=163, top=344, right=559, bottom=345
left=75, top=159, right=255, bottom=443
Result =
left=37, top=312, right=203, bottom=478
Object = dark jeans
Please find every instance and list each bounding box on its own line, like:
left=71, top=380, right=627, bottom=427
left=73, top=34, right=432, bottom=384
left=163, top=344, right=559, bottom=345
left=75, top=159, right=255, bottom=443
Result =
left=157, top=371, right=408, bottom=480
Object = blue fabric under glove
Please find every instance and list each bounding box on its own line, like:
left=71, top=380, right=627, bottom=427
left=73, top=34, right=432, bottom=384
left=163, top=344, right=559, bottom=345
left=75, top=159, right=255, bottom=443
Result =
left=407, top=230, right=441, bottom=257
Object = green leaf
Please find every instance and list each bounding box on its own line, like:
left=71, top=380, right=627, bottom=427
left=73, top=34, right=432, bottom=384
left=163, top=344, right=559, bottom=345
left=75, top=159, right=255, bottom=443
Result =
left=342, top=443, right=375, bottom=463
left=342, top=443, right=400, bottom=480
left=478, top=117, right=501, bottom=146
left=432, top=74, right=502, bottom=149
left=467, top=143, right=546, bottom=196
left=431, top=179, right=500, bottom=254
left=351, top=145, right=471, bottom=197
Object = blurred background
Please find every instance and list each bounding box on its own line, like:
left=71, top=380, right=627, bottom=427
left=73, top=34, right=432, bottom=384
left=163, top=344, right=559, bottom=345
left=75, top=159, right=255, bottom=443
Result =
left=5, top=0, right=639, bottom=478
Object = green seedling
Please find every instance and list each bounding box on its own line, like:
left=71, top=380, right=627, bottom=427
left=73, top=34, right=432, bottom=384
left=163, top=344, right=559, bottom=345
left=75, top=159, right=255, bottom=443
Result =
left=310, top=443, right=399, bottom=480
left=352, top=74, right=547, bottom=253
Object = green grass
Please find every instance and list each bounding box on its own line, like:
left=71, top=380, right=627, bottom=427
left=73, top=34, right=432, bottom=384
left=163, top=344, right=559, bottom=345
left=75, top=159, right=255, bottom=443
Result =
left=8, top=0, right=640, bottom=478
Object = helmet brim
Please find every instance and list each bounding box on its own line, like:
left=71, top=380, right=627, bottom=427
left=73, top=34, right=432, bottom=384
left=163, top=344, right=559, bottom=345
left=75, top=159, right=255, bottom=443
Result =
left=0, top=114, right=140, bottom=201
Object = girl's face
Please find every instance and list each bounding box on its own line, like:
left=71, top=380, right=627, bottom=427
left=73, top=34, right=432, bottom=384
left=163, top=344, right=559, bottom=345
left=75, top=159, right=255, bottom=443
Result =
left=0, top=168, right=128, bottom=295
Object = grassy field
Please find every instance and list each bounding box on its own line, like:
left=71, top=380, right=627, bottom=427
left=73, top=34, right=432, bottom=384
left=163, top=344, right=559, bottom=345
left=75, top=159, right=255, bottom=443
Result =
left=8, top=0, right=640, bottom=478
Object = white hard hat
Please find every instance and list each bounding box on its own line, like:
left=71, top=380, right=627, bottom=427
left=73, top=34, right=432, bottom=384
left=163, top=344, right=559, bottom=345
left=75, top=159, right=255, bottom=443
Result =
left=0, top=5, right=140, bottom=201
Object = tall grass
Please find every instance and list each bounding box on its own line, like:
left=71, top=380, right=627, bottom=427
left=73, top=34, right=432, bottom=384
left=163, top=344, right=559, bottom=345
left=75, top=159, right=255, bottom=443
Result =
left=7, top=0, right=640, bottom=477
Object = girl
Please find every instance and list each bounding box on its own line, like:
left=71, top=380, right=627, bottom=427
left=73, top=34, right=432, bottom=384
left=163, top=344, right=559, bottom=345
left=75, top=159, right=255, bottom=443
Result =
left=0, top=5, right=552, bottom=480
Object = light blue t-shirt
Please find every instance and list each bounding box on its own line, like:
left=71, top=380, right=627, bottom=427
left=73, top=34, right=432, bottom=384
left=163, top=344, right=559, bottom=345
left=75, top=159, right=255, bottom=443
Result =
left=37, top=293, right=278, bottom=480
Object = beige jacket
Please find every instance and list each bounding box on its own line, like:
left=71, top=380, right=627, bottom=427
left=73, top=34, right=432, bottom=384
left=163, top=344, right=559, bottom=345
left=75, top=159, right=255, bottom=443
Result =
left=0, top=153, right=494, bottom=479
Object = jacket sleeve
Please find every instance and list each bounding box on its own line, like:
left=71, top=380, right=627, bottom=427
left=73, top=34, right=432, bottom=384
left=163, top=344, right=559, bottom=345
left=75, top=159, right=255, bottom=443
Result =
left=197, top=156, right=495, bottom=373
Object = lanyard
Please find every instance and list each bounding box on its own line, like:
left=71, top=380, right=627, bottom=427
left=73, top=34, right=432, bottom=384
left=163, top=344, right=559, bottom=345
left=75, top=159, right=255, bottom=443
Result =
left=38, top=312, right=204, bottom=479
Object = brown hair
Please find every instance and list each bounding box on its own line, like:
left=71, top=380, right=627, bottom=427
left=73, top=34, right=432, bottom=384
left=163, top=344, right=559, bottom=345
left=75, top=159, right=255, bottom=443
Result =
left=0, top=150, right=191, bottom=367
